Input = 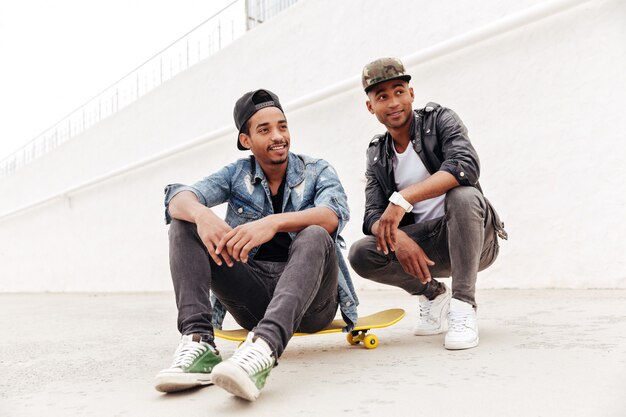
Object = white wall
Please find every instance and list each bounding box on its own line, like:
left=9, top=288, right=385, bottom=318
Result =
left=1, top=0, right=624, bottom=292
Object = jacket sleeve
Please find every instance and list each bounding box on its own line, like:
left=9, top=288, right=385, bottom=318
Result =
left=436, top=108, right=480, bottom=186
left=313, top=161, right=350, bottom=238
left=163, top=164, right=233, bottom=224
left=362, top=147, right=388, bottom=235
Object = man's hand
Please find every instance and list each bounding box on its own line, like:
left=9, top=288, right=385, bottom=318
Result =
left=394, top=230, right=435, bottom=284
left=375, top=203, right=407, bottom=254
left=195, top=213, right=235, bottom=267
left=216, top=216, right=279, bottom=263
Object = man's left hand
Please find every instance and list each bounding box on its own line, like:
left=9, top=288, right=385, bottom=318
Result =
left=216, top=216, right=279, bottom=263
left=376, top=203, right=407, bottom=254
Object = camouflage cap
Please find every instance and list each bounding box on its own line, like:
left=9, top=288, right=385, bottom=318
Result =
left=362, top=57, right=412, bottom=93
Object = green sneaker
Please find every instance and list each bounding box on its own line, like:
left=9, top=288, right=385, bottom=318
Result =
left=211, top=332, right=275, bottom=401
left=154, top=334, right=222, bottom=393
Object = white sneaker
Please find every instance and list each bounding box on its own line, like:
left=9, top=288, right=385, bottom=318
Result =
left=154, top=334, right=222, bottom=393
left=413, top=284, right=451, bottom=335
left=444, top=298, right=479, bottom=350
left=212, top=332, right=275, bottom=401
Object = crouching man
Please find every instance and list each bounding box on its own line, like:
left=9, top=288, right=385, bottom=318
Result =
left=349, top=58, right=507, bottom=350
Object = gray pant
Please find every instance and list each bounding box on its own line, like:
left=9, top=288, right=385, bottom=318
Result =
left=168, top=220, right=339, bottom=357
left=348, top=187, right=499, bottom=307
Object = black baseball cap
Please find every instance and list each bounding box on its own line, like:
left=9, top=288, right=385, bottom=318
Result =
left=233, top=89, right=284, bottom=150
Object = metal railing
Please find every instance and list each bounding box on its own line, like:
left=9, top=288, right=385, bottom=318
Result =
left=0, top=0, right=299, bottom=178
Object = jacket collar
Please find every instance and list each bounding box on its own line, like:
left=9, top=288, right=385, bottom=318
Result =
left=250, top=152, right=305, bottom=188
left=410, top=110, right=422, bottom=153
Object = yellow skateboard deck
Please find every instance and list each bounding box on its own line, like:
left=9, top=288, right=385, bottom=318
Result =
left=214, top=308, right=405, bottom=349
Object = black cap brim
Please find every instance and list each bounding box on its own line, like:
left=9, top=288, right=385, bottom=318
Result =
left=364, top=74, right=412, bottom=93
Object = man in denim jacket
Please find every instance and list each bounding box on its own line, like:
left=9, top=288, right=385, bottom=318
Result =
left=349, top=58, right=506, bottom=351
left=154, top=89, right=358, bottom=402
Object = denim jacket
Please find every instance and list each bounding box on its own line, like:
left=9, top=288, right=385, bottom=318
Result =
left=164, top=152, right=359, bottom=331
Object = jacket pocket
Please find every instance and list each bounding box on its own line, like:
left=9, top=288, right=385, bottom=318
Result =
left=228, top=192, right=263, bottom=220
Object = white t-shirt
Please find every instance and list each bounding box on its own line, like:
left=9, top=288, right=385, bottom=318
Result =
left=392, top=141, right=445, bottom=223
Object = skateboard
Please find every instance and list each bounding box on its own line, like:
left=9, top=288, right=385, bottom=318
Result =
left=214, top=308, right=405, bottom=350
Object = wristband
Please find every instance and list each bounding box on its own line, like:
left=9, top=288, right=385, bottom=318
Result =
left=389, top=192, right=413, bottom=213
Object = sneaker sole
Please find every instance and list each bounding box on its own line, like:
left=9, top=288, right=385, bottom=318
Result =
left=444, top=336, right=479, bottom=350
left=212, top=361, right=260, bottom=402
left=154, top=372, right=212, bottom=393
left=413, top=323, right=448, bottom=336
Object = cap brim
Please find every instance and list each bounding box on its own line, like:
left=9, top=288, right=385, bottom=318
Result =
left=364, top=74, right=412, bottom=93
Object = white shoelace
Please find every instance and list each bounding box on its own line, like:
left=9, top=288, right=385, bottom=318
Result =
left=419, top=299, right=436, bottom=324
left=229, top=342, right=273, bottom=376
left=448, top=312, right=472, bottom=332
left=171, top=341, right=208, bottom=368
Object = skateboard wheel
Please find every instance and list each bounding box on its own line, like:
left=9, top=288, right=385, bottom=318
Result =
left=364, top=334, right=378, bottom=349
left=347, top=333, right=360, bottom=345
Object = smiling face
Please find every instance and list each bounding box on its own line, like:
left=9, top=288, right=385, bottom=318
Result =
left=238, top=106, right=290, bottom=168
left=366, top=79, right=415, bottom=131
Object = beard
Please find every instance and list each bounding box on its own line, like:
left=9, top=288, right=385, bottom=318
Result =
left=270, top=156, right=288, bottom=165
left=385, top=112, right=412, bottom=129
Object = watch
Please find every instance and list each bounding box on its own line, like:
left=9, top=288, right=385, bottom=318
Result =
left=389, top=192, right=413, bottom=213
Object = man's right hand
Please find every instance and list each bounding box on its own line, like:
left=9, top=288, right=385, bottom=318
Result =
left=394, top=230, right=435, bottom=284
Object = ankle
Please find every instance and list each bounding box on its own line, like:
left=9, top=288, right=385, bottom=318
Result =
left=424, top=282, right=446, bottom=301
left=250, top=333, right=276, bottom=358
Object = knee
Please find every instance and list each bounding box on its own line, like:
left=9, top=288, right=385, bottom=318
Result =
left=445, top=187, right=485, bottom=217
left=168, top=219, right=198, bottom=243
left=298, top=225, right=332, bottom=241
left=292, top=225, right=333, bottom=250
left=348, top=237, right=381, bottom=277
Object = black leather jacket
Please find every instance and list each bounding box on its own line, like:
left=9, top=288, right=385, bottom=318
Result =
left=362, top=102, right=507, bottom=239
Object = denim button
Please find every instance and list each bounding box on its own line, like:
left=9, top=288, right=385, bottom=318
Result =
left=237, top=207, right=243, bottom=213
left=460, top=172, right=465, bottom=177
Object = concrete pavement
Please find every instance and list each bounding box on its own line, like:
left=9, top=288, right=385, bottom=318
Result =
left=1, top=288, right=625, bottom=417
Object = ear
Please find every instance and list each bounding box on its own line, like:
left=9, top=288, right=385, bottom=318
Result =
left=409, top=86, right=415, bottom=103
left=366, top=99, right=375, bottom=114
left=239, top=133, right=251, bottom=149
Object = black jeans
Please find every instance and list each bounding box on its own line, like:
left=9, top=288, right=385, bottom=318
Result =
left=168, top=220, right=339, bottom=357
left=348, top=187, right=499, bottom=307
